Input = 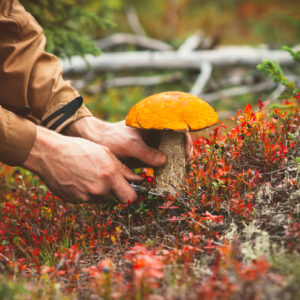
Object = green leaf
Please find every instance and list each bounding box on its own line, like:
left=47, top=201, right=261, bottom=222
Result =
left=282, top=45, right=300, bottom=63
left=257, top=59, right=296, bottom=99
left=23, top=0, right=118, bottom=59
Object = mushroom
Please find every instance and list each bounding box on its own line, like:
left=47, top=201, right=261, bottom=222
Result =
left=126, top=91, right=218, bottom=195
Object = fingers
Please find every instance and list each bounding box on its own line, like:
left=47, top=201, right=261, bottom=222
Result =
left=110, top=155, right=141, bottom=203
left=102, top=152, right=140, bottom=203
left=108, top=151, right=143, bottom=182
left=130, top=139, right=167, bottom=167
left=185, top=133, right=193, bottom=161
left=116, top=159, right=144, bottom=182
left=112, top=173, right=138, bottom=203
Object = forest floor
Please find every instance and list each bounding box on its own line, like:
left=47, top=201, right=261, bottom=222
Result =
left=0, top=98, right=299, bottom=300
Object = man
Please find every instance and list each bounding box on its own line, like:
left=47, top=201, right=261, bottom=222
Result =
left=0, top=0, right=192, bottom=204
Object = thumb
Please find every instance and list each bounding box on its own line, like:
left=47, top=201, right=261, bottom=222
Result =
left=132, top=140, right=167, bottom=167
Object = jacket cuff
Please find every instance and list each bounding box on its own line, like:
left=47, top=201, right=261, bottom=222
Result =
left=0, top=108, right=36, bottom=166
left=42, top=97, right=92, bottom=133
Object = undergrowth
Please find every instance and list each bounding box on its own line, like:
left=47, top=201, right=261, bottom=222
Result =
left=0, top=95, right=299, bottom=299
left=0, top=49, right=299, bottom=299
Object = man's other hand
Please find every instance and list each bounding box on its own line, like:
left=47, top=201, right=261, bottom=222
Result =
left=23, top=126, right=142, bottom=204
left=65, top=117, right=193, bottom=165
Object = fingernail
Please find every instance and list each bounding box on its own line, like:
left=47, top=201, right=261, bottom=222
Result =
left=155, top=152, right=167, bottom=165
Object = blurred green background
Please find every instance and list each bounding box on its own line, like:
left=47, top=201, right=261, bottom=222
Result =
left=24, top=0, right=300, bottom=121
left=106, top=0, right=300, bottom=46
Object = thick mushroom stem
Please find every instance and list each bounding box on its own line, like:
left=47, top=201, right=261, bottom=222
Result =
left=155, top=131, right=186, bottom=195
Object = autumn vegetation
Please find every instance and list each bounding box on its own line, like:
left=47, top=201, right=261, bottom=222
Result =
left=1, top=0, right=300, bottom=299
left=0, top=91, right=299, bottom=298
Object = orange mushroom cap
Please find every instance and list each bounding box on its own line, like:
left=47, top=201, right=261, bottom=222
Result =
left=126, top=91, right=218, bottom=131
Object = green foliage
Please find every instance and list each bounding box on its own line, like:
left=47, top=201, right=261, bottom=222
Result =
left=257, top=60, right=295, bottom=96
left=257, top=46, right=300, bottom=99
left=22, top=0, right=117, bottom=58
left=0, top=277, right=28, bottom=300
left=282, top=45, right=300, bottom=63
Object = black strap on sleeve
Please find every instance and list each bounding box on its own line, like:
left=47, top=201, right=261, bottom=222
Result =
left=41, top=96, right=83, bottom=130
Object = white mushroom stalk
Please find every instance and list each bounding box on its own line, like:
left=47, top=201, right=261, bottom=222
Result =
left=155, top=131, right=186, bottom=195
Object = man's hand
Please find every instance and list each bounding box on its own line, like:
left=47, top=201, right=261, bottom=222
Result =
left=23, top=126, right=142, bottom=204
left=64, top=117, right=193, bottom=165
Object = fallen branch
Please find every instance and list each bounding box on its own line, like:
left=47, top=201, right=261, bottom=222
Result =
left=96, top=33, right=173, bottom=51
left=202, top=80, right=276, bottom=103
left=190, top=62, right=212, bottom=96
left=178, top=31, right=203, bottom=53
left=268, top=74, right=300, bottom=100
left=126, top=6, right=146, bottom=36
left=85, top=72, right=183, bottom=94
left=62, top=48, right=293, bottom=75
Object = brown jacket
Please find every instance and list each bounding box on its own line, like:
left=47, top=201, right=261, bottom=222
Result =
left=0, top=0, right=92, bottom=166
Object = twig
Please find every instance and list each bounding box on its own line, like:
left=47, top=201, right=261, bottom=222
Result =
left=85, top=72, right=183, bottom=94
left=70, top=71, right=96, bottom=90
left=96, top=33, right=173, bottom=51
left=217, top=69, right=254, bottom=87
left=190, top=62, right=213, bottom=96
left=268, top=74, right=300, bottom=100
left=178, top=31, right=203, bottom=53
left=125, top=6, right=146, bottom=36
left=269, top=84, right=286, bottom=100
left=202, top=80, right=276, bottom=103
left=178, top=32, right=212, bottom=95
left=0, top=253, right=9, bottom=262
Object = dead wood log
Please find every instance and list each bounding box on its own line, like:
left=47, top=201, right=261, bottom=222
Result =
left=202, top=80, right=276, bottom=103
left=84, top=72, right=183, bottom=94
left=178, top=31, right=203, bottom=53
left=190, top=62, right=212, bottom=96
left=62, top=48, right=293, bottom=75
left=96, top=33, right=173, bottom=51
left=126, top=6, right=146, bottom=36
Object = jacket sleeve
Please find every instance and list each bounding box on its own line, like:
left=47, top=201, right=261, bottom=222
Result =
left=0, top=106, right=36, bottom=166
left=0, top=0, right=92, bottom=133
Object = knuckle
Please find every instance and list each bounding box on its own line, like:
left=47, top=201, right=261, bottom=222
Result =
left=101, top=165, right=117, bottom=183
left=88, top=185, right=102, bottom=195
left=88, top=183, right=110, bottom=196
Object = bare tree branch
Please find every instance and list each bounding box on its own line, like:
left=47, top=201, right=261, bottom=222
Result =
left=268, top=75, right=300, bottom=100
left=190, top=62, right=212, bottom=96
left=62, top=48, right=294, bottom=75
left=96, top=33, right=173, bottom=51
left=269, top=85, right=286, bottom=100
left=84, top=72, right=183, bottom=94
left=202, top=80, right=276, bottom=103
left=178, top=31, right=203, bottom=53
left=126, top=6, right=146, bottom=36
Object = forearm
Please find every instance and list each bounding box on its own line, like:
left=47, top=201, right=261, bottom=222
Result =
left=63, top=116, right=106, bottom=142
left=23, top=126, right=64, bottom=174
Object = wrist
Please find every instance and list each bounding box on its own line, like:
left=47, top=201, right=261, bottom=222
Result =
left=23, top=126, right=64, bottom=174
left=63, top=116, right=108, bottom=143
